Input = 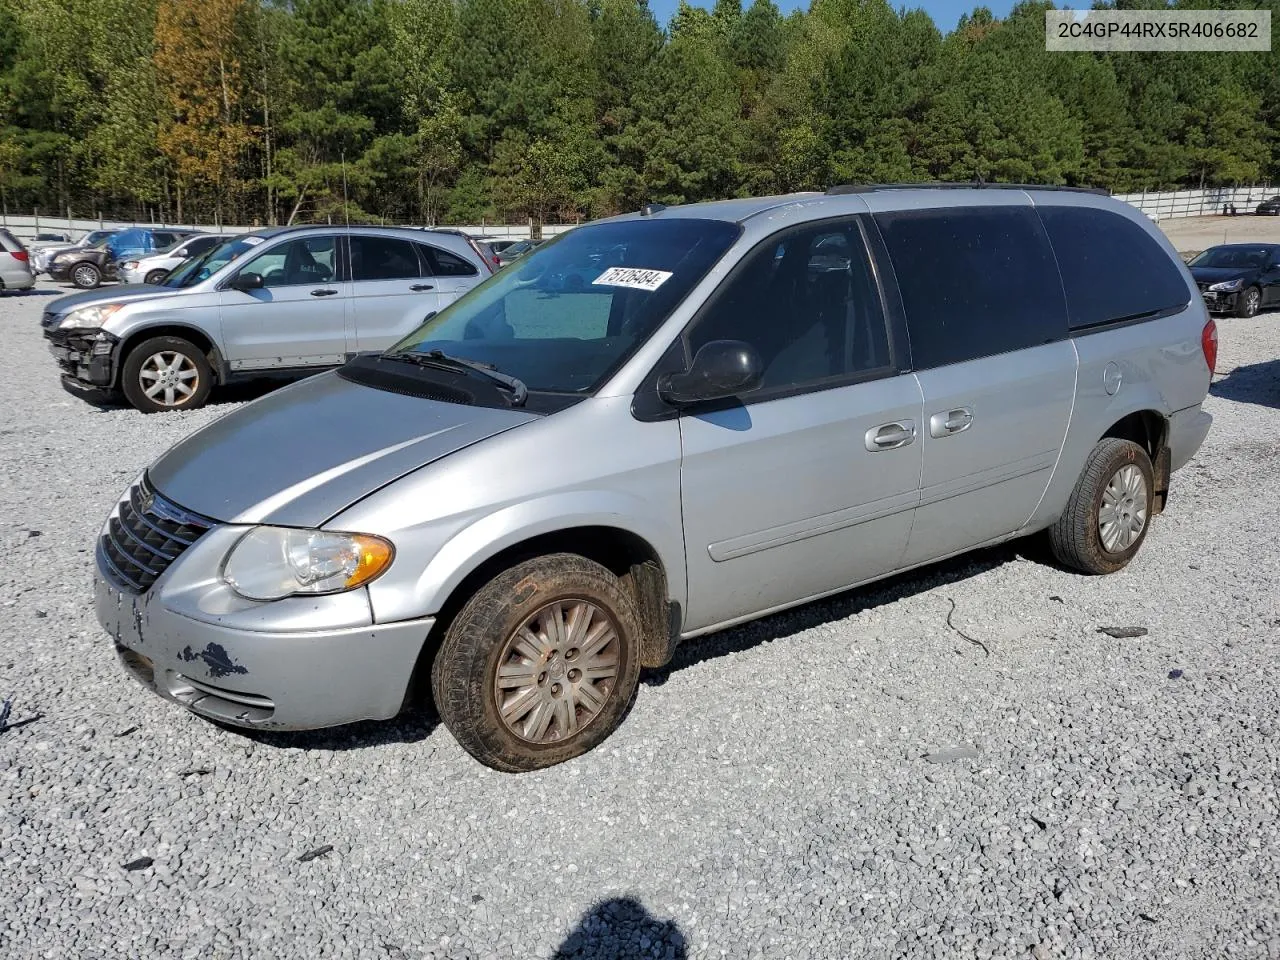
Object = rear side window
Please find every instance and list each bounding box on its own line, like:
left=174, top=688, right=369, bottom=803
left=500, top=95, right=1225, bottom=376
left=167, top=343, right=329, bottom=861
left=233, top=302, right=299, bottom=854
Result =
left=1038, top=206, right=1190, bottom=329
left=874, top=206, right=1068, bottom=369
left=418, top=244, right=478, bottom=277
left=351, top=236, right=422, bottom=281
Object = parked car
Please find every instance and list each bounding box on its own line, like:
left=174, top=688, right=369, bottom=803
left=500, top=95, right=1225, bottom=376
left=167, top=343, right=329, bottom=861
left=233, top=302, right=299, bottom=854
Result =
left=48, top=227, right=192, bottom=289
left=119, top=234, right=230, bottom=285
left=1187, top=243, right=1280, bottom=317
left=43, top=225, right=490, bottom=411
left=487, top=238, right=521, bottom=255
left=31, top=232, right=72, bottom=243
left=91, top=185, right=1214, bottom=772
left=31, top=228, right=121, bottom=275
left=1254, top=196, right=1280, bottom=215
left=495, top=237, right=543, bottom=267
left=0, top=228, right=36, bottom=292
left=418, top=228, right=501, bottom=273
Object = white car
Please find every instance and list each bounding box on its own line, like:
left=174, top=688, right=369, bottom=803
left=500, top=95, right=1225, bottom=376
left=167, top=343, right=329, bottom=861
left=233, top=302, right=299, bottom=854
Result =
left=119, top=234, right=229, bottom=285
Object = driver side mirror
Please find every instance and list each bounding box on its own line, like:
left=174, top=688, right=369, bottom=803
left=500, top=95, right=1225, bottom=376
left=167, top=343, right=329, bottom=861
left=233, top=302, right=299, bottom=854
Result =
left=658, top=340, right=763, bottom=407
left=229, top=271, right=264, bottom=292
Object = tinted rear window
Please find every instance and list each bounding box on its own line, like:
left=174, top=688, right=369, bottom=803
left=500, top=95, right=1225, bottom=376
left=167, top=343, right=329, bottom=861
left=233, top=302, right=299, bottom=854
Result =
left=418, top=244, right=477, bottom=277
left=1038, top=206, right=1189, bottom=329
left=874, top=206, right=1068, bottom=369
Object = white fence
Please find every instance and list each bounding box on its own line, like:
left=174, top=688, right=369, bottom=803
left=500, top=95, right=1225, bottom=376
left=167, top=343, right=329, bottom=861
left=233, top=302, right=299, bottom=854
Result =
left=0, top=212, right=579, bottom=243
left=1115, top=185, right=1275, bottom=220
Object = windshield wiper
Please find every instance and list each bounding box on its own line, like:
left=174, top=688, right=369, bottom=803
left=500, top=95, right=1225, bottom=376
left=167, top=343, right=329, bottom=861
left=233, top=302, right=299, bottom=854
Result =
left=384, top=350, right=528, bottom=406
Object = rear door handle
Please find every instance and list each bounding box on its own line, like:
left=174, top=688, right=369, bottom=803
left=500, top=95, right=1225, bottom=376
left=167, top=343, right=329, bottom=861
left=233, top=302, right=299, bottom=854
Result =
left=410, top=283, right=434, bottom=292
left=865, top=420, right=916, bottom=452
left=310, top=288, right=339, bottom=297
left=929, top=407, right=973, bottom=438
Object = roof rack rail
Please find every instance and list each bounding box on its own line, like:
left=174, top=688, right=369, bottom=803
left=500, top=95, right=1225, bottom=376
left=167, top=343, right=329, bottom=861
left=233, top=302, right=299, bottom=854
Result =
left=825, top=182, right=1110, bottom=197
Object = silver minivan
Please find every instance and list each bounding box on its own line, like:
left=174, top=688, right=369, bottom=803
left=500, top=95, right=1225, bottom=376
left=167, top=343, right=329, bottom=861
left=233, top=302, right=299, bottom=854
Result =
left=94, top=186, right=1214, bottom=771
left=42, top=225, right=491, bottom=411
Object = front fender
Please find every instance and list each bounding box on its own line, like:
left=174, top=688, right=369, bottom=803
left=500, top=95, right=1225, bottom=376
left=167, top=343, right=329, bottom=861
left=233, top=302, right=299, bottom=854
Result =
left=365, top=489, right=686, bottom=626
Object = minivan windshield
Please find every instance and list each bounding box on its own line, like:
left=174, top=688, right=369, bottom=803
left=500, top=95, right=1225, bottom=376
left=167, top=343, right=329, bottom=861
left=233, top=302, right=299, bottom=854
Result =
left=1188, top=245, right=1275, bottom=269
left=161, top=234, right=261, bottom=288
left=386, top=218, right=740, bottom=394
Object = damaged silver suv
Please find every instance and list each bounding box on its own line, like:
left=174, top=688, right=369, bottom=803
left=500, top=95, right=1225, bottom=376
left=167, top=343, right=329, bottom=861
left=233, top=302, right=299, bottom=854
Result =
left=95, top=185, right=1214, bottom=771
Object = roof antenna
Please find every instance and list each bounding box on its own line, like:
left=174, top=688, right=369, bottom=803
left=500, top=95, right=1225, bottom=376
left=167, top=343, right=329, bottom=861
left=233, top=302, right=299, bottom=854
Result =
left=640, top=202, right=666, bottom=217
left=341, top=151, right=350, bottom=226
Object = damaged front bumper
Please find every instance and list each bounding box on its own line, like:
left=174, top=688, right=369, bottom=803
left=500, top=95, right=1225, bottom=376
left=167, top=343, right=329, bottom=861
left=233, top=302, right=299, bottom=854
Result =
left=44, top=326, right=119, bottom=388
left=93, top=533, right=433, bottom=731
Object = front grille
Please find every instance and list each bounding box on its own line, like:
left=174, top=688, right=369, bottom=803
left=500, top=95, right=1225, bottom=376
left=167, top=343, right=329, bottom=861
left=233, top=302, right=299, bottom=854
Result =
left=99, top=475, right=215, bottom=593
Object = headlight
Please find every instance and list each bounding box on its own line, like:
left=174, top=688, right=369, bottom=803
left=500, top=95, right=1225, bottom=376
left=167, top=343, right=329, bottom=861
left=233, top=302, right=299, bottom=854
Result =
left=123, top=260, right=139, bottom=270
left=221, top=526, right=394, bottom=601
left=1208, top=278, right=1245, bottom=292
left=59, top=303, right=123, bottom=330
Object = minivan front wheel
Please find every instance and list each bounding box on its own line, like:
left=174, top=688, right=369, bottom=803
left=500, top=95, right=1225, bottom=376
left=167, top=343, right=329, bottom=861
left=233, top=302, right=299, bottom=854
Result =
left=120, top=336, right=213, bottom=413
left=432, top=553, right=642, bottom=772
left=1050, top=438, right=1154, bottom=575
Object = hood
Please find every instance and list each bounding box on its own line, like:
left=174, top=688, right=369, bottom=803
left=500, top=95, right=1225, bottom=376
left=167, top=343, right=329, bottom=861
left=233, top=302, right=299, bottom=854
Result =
left=46, top=284, right=188, bottom=317
left=1189, top=265, right=1255, bottom=284
left=147, top=371, right=538, bottom=526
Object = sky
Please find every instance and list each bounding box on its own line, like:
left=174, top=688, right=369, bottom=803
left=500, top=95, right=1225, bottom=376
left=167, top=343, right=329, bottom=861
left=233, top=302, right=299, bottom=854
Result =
left=648, top=0, right=1019, bottom=34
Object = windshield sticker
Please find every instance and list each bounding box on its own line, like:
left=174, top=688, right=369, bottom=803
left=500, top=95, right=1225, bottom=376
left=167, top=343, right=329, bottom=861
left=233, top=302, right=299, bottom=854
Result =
left=242, top=236, right=265, bottom=246
left=592, top=267, right=673, bottom=292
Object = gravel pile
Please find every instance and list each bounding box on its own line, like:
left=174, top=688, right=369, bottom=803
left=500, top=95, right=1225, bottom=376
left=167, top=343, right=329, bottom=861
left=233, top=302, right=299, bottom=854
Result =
left=1, top=282, right=1278, bottom=959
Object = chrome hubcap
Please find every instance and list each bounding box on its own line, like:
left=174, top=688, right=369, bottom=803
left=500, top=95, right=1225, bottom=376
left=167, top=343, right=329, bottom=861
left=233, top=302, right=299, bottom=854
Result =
left=139, top=351, right=199, bottom=407
left=493, top=599, right=620, bottom=744
left=1246, top=290, right=1259, bottom=313
left=73, top=266, right=96, bottom=285
left=1098, top=464, right=1147, bottom=553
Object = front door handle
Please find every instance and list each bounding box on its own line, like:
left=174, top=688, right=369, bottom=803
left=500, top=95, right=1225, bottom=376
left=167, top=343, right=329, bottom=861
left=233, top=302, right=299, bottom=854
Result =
left=409, top=283, right=435, bottom=292
left=929, top=407, right=973, bottom=438
left=310, top=288, right=339, bottom=297
left=865, top=420, right=916, bottom=452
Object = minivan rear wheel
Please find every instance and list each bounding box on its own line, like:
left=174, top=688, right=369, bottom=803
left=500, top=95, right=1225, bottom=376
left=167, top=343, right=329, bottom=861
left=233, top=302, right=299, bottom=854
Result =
left=120, top=336, right=213, bottom=413
left=431, top=553, right=642, bottom=772
left=1049, top=438, right=1154, bottom=575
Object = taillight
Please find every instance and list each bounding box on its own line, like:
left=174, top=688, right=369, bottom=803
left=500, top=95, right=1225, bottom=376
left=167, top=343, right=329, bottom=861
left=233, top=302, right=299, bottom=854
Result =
left=1201, top=318, right=1218, bottom=374
left=10, top=250, right=28, bottom=262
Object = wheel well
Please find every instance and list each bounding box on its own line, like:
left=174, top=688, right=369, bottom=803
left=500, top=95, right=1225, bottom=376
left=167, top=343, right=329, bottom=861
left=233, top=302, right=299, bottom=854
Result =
left=407, top=527, right=676, bottom=710
left=116, top=325, right=223, bottom=386
left=1101, top=410, right=1170, bottom=513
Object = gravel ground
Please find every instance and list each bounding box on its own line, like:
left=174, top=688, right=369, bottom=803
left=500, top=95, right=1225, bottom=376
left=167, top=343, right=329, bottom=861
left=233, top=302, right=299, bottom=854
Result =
left=1, top=278, right=1278, bottom=960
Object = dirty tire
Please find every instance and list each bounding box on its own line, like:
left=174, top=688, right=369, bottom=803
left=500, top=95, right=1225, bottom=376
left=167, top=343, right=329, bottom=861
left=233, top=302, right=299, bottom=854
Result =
left=120, top=335, right=213, bottom=413
left=1236, top=286, right=1261, bottom=318
left=1049, top=438, right=1154, bottom=575
left=144, top=269, right=169, bottom=285
left=431, top=553, right=642, bottom=772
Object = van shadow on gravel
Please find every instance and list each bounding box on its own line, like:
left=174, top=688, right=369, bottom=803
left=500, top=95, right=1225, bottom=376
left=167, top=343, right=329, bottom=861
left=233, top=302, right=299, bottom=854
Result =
left=1210, top=358, right=1280, bottom=410
left=643, top=540, right=1026, bottom=686
left=553, top=897, right=688, bottom=959
left=222, top=708, right=439, bottom=752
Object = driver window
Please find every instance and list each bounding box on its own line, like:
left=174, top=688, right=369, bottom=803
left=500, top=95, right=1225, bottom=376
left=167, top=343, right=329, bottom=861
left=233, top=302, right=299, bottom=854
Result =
left=240, top=236, right=337, bottom=288
left=688, top=220, right=891, bottom=394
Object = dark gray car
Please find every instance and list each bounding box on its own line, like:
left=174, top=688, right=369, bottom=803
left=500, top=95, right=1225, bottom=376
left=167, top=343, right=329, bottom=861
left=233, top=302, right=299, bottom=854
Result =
left=94, top=185, right=1213, bottom=771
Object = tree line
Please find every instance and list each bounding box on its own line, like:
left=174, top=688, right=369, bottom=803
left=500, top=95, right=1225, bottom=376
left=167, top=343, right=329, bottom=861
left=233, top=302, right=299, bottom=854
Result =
left=0, top=0, right=1276, bottom=228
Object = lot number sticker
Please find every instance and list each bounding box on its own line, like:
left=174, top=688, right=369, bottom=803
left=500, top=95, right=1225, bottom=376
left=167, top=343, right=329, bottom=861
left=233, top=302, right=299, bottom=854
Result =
left=592, top=267, right=673, bottom=292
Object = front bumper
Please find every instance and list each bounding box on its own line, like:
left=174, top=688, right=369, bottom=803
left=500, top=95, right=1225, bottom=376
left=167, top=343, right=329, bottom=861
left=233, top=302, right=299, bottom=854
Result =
left=95, top=571, right=434, bottom=730
left=43, top=326, right=118, bottom=387
left=1199, top=288, right=1244, bottom=313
